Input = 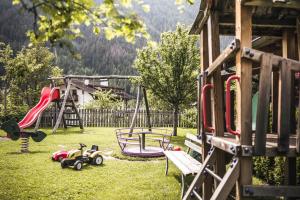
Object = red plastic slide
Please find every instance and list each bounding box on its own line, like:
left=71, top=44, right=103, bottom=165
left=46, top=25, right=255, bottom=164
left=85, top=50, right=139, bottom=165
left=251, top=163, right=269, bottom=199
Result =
left=18, top=87, right=60, bottom=129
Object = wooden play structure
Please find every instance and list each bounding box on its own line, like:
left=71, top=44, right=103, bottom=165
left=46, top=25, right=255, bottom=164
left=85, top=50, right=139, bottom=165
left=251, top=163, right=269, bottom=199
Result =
left=176, top=0, right=300, bottom=199
left=49, top=75, right=137, bottom=133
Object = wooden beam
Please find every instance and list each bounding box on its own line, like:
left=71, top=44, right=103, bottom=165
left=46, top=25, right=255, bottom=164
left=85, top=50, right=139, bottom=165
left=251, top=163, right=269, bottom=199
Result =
left=255, top=54, right=273, bottom=155
left=282, top=30, right=297, bottom=198
left=297, top=18, right=300, bottom=153
left=243, top=185, right=300, bottom=197
left=242, top=0, right=300, bottom=9
left=278, top=60, right=292, bottom=152
left=235, top=2, right=253, bottom=199
left=199, top=24, right=213, bottom=200
left=272, top=71, right=279, bottom=133
left=220, top=17, right=296, bottom=29
left=53, top=79, right=71, bottom=133
left=206, top=39, right=240, bottom=77
left=211, top=158, right=240, bottom=200
left=49, top=75, right=138, bottom=80
left=242, top=48, right=300, bottom=71
left=208, top=9, right=226, bottom=178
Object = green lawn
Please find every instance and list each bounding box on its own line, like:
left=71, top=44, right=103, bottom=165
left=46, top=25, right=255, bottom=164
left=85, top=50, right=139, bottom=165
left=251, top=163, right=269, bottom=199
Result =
left=0, top=127, right=196, bottom=200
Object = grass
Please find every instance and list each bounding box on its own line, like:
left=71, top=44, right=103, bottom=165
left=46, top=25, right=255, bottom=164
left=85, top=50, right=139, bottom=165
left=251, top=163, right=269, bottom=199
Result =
left=0, top=127, right=196, bottom=200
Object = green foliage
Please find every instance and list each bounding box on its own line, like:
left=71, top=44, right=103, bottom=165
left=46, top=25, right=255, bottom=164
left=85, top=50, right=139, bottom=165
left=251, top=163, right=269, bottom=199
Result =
left=0, top=42, right=62, bottom=119
left=85, top=90, right=122, bottom=109
left=12, top=0, right=152, bottom=46
left=253, top=157, right=300, bottom=185
left=134, top=25, right=199, bottom=135
left=180, top=107, right=197, bottom=128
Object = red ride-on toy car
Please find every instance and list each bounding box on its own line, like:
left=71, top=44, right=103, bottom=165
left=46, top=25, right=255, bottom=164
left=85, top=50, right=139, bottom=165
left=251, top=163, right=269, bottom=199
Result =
left=52, top=150, right=68, bottom=161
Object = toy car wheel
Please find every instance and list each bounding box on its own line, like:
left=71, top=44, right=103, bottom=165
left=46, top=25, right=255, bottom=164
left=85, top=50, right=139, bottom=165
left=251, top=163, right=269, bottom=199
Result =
left=58, top=156, right=64, bottom=162
left=61, top=159, right=68, bottom=168
left=74, top=160, right=83, bottom=170
left=92, top=155, right=103, bottom=165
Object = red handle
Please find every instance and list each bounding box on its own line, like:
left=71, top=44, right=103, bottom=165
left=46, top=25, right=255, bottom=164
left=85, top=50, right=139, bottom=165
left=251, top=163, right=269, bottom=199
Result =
left=226, top=75, right=240, bottom=136
left=201, top=84, right=214, bottom=132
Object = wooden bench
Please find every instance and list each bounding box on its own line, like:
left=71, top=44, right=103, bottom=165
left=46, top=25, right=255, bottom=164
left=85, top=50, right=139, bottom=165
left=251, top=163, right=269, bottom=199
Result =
left=164, top=133, right=202, bottom=198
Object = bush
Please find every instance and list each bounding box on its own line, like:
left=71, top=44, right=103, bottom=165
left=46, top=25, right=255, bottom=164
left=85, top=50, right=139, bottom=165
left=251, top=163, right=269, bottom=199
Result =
left=253, top=157, right=300, bottom=185
left=180, top=107, right=197, bottom=128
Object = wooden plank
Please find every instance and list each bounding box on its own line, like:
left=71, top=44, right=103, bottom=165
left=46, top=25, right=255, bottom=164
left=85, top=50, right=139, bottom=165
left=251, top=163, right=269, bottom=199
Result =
left=283, top=30, right=297, bottom=135
left=211, top=158, right=240, bottom=200
left=184, top=140, right=202, bottom=154
left=278, top=60, right=292, bottom=152
left=272, top=71, right=279, bottom=132
left=206, top=39, right=240, bottom=76
left=164, top=151, right=202, bottom=176
left=243, top=185, right=300, bottom=197
left=200, top=24, right=213, bottom=200
left=186, top=133, right=202, bottom=145
left=208, top=9, right=226, bottom=177
left=235, top=2, right=253, bottom=200
left=189, top=0, right=212, bottom=35
left=255, top=54, right=273, bottom=155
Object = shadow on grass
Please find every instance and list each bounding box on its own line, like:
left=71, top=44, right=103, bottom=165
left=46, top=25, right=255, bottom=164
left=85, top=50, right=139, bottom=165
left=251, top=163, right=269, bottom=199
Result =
left=60, top=163, right=106, bottom=171
left=6, top=150, right=49, bottom=155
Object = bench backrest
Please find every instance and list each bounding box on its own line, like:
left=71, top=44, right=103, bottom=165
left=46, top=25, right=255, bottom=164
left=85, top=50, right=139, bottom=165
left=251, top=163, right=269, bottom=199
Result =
left=185, top=133, right=202, bottom=154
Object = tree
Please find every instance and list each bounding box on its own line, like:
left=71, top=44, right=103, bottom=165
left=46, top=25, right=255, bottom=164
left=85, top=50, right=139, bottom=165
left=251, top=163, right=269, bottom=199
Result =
left=85, top=90, right=122, bottom=109
left=11, top=0, right=195, bottom=47
left=0, top=43, right=62, bottom=119
left=134, top=25, right=199, bottom=136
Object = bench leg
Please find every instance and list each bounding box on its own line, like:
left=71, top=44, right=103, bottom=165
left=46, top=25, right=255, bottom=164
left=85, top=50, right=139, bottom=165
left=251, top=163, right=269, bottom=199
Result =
left=181, top=174, right=185, bottom=199
left=165, top=157, right=169, bottom=176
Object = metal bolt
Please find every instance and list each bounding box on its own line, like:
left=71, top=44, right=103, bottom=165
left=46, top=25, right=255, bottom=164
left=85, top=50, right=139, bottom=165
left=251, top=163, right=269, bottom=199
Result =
left=245, top=49, right=250, bottom=55
left=249, top=52, right=254, bottom=57
left=245, top=188, right=254, bottom=195
left=244, top=147, right=249, bottom=153
left=230, top=45, right=234, bottom=50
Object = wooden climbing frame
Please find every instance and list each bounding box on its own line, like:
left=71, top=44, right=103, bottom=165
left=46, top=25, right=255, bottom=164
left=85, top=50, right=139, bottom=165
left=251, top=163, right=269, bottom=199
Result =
left=189, top=0, right=300, bottom=199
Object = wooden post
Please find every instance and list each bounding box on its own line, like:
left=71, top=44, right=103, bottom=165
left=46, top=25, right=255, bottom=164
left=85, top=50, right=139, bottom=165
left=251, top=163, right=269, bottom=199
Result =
left=200, top=23, right=213, bottom=200
left=208, top=9, right=226, bottom=178
left=297, top=18, right=300, bottom=153
left=282, top=30, right=297, bottom=198
left=235, top=1, right=253, bottom=199
left=53, top=79, right=71, bottom=133
left=34, top=113, right=42, bottom=132
left=255, top=54, right=273, bottom=155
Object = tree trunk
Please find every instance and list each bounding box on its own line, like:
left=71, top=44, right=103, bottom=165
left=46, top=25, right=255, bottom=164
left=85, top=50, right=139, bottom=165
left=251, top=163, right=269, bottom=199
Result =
left=173, top=105, right=179, bottom=136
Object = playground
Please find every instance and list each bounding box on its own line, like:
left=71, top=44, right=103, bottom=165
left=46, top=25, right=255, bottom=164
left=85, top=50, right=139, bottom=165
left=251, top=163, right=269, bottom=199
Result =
left=0, top=127, right=196, bottom=200
left=1, top=0, right=300, bottom=199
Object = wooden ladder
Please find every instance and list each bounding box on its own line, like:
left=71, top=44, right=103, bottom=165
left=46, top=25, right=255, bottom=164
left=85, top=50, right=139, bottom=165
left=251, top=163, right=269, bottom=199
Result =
left=53, top=80, right=83, bottom=133
left=182, top=147, right=240, bottom=200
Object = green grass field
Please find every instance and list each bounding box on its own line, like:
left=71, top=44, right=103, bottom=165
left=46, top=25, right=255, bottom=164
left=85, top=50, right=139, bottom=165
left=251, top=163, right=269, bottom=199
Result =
left=0, top=127, right=196, bottom=200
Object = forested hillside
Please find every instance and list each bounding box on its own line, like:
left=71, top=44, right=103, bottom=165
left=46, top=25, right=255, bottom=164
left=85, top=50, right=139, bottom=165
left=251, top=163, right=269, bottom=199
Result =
left=0, top=0, right=200, bottom=76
